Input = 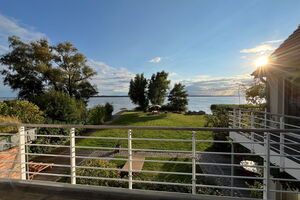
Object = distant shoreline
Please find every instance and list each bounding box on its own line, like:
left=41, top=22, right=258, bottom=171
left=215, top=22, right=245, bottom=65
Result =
left=0, top=95, right=241, bottom=99
left=89, top=95, right=240, bottom=98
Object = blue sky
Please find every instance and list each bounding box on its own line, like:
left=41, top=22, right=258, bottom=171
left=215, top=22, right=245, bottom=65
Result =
left=1, top=0, right=300, bottom=96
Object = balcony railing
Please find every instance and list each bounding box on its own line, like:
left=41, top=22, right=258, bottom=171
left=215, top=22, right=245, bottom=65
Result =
left=0, top=122, right=300, bottom=200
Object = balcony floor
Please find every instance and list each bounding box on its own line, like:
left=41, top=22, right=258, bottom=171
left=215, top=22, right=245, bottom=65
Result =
left=0, top=179, right=256, bottom=200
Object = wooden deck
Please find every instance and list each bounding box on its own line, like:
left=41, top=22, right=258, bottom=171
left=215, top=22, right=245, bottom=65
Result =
left=122, top=156, right=145, bottom=174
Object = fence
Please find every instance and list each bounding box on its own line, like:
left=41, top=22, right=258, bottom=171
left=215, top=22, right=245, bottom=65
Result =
left=0, top=122, right=300, bottom=199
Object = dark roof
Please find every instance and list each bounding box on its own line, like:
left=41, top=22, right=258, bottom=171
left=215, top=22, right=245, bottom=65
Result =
left=252, top=25, right=300, bottom=78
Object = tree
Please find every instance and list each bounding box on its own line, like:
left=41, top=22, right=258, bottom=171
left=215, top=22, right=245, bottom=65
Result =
left=148, top=71, right=170, bottom=105
left=168, top=83, right=188, bottom=111
left=0, top=36, right=97, bottom=102
left=245, top=81, right=266, bottom=105
left=53, top=42, right=97, bottom=101
left=128, top=73, right=149, bottom=110
left=0, top=36, right=52, bottom=100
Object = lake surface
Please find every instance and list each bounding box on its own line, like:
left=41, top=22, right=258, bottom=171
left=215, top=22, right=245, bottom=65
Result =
left=0, top=96, right=246, bottom=114
left=88, top=96, right=246, bottom=114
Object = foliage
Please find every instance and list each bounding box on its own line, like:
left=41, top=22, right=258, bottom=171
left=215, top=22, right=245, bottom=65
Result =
left=148, top=71, right=170, bottom=105
left=0, top=115, right=20, bottom=133
left=104, top=102, right=114, bottom=121
left=76, top=159, right=123, bottom=187
left=245, top=81, right=266, bottom=105
left=168, top=83, right=188, bottom=111
left=128, top=73, right=149, bottom=110
left=34, top=90, right=86, bottom=124
left=0, top=36, right=97, bottom=102
left=87, top=103, right=114, bottom=125
left=53, top=42, right=98, bottom=102
left=246, top=181, right=263, bottom=199
left=0, top=100, right=44, bottom=123
left=28, top=126, right=69, bottom=154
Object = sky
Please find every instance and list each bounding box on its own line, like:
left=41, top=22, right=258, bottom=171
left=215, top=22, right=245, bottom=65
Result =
left=1, top=0, right=300, bottom=96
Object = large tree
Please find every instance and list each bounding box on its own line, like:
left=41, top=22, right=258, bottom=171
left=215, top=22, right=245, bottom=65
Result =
left=148, top=71, right=170, bottom=105
left=168, top=83, right=188, bottom=111
left=0, top=36, right=97, bottom=102
left=53, top=42, right=97, bottom=101
left=128, top=73, right=148, bottom=110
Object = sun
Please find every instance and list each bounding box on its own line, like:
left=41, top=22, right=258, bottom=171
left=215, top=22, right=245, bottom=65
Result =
left=255, top=56, right=269, bottom=67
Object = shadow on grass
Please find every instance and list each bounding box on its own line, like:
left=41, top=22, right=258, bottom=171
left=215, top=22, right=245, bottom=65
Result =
left=111, top=113, right=167, bottom=125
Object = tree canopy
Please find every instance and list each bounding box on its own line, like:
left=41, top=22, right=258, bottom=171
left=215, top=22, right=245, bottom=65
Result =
left=168, top=83, right=188, bottom=111
left=148, top=71, right=170, bottom=105
left=128, top=73, right=149, bottom=110
left=0, top=36, right=97, bottom=102
left=245, top=81, right=266, bottom=105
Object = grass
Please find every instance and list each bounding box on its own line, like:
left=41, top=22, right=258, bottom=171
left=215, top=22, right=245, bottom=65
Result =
left=77, top=111, right=213, bottom=151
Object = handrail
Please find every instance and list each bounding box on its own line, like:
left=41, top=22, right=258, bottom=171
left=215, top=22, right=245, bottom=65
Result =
left=230, top=107, right=300, bottom=120
left=1, top=122, right=300, bottom=133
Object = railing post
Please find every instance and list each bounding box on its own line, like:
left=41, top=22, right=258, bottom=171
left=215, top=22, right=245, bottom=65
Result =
left=264, top=108, right=267, bottom=128
left=263, top=132, right=271, bottom=200
left=250, top=112, right=255, bottom=153
left=232, top=108, right=236, bottom=128
left=70, top=128, right=76, bottom=184
left=279, top=117, right=285, bottom=172
left=19, top=126, right=26, bottom=180
left=192, top=131, right=196, bottom=195
left=230, top=140, right=234, bottom=197
left=128, top=129, right=133, bottom=190
left=238, top=109, right=242, bottom=128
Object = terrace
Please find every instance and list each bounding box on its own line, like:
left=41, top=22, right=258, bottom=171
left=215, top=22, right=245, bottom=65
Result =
left=0, top=119, right=300, bottom=200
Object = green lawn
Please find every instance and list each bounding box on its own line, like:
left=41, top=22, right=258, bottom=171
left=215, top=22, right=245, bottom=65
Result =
left=77, top=111, right=213, bottom=151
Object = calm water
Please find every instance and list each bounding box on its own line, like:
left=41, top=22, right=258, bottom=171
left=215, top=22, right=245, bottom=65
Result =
left=88, top=96, right=246, bottom=114
left=0, top=96, right=246, bottom=114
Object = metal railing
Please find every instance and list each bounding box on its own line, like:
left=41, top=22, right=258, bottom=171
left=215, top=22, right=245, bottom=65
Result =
left=0, top=122, right=300, bottom=200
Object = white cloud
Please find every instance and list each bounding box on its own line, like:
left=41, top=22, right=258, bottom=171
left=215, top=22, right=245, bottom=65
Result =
left=0, top=14, right=46, bottom=41
left=169, top=72, right=178, bottom=77
left=240, top=44, right=276, bottom=54
left=172, top=74, right=253, bottom=96
left=88, top=59, right=135, bottom=95
left=240, top=39, right=282, bottom=54
left=148, top=57, right=162, bottom=63
left=263, top=39, right=283, bottom=44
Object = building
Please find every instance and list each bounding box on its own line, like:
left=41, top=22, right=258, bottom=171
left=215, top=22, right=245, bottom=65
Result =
left=253, top=25, right=300, bottom=118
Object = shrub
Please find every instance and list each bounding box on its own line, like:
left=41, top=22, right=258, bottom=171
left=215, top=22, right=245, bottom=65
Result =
left=76, top=159, right=124, bottom=187
left=0, top=115, right=20, bottom=133
left=87, top=105, right=106, bottom=125
left=87, top=103, right=114, bottom=125
left=104, top=103, right=114, bottom=121
left=0, top=100, right=44, bottom=123
left=34, top=90, right=86, bottom=124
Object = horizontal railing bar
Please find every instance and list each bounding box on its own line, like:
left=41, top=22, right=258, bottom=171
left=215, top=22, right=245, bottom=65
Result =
left=75, top=156, right=129, bottom=161
left=270, top=178, right=300, bottom=182
left=27, top=162, right=71, bottom=168
left=75, top=136, right=128, bottom=140
left=26, top=144, right=70, bottom=148
left=34, top=134, right=70, bottom=138
left=76, top=175, right=129, bottom=182
left=1, top=122, right=300, bottom=133
left=270, top=189, right=300, bottom=194
left=196, top=162, right=264, bottom=168
left=230, top=107, right=300, bottom=120
left=26, top=153, right=71, bottom=158
left=132, top=179, right=192, bottom=186
left=195, top=173, right=265, bottom=180
left=27, top=171, right=71, bottom=177
left=284, top=123, right=300, bottom=129
left=0, top=133, right=17, bottom=136
left=196, top=151, right=266, bottom=156
left=195, top=184, right=265, bottom=192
